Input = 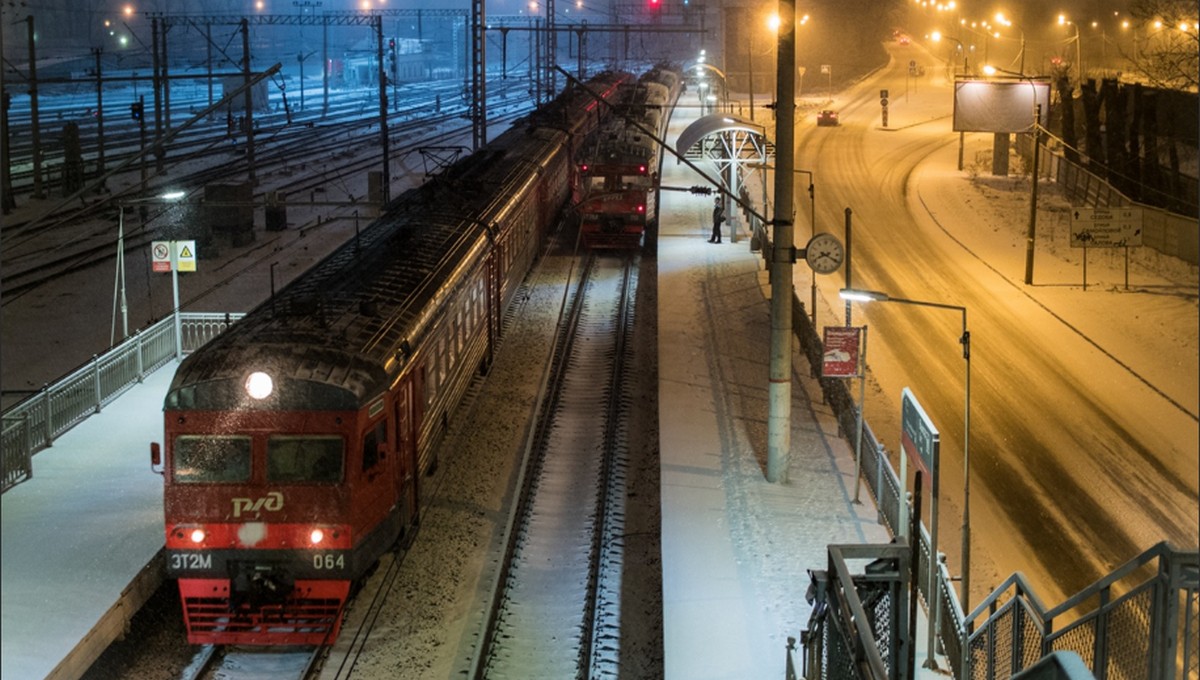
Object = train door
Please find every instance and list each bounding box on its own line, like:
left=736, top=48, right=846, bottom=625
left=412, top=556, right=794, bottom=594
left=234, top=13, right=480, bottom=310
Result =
left=393, top=377, right=419, bottom=529
left=358, top=400, right=395, bottom=539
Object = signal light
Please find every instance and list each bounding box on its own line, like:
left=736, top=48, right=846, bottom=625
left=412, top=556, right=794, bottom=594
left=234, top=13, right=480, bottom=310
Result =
left=638, top=164, right=647, bottom=174
left=130, top=100, right=143, bottom=121
left=189, top=528, right=206, bottom=544
left=580, top=163, right=589, bottom=173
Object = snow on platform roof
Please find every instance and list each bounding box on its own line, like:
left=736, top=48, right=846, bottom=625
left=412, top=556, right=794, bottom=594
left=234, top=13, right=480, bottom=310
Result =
left=675, top=113, right=766, bottom=157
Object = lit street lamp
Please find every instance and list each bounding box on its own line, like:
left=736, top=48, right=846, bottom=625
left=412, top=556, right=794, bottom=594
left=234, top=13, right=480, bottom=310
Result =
left=994, top=11, right=1027, bottom=74
left=839, top=287, right=972, bottom=619
left=1058, top=15, right=1083, bottom=79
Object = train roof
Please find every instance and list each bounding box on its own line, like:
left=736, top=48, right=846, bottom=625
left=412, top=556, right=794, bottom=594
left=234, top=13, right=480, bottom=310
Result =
left=166, top=73, right=631, bottom=412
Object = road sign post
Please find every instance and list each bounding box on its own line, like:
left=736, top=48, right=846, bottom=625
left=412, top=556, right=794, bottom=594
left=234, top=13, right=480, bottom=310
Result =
left=1069, top=208, right=1143, bottom=289
left=901, top=387, right=941, bottom=670
left=154, top=239, right=196, bottom=359
left=823, top=326, right=868, bottom=503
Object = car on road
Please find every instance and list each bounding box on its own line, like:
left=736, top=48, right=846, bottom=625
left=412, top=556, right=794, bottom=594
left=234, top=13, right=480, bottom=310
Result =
left=816, top=109, right=839, bottom=127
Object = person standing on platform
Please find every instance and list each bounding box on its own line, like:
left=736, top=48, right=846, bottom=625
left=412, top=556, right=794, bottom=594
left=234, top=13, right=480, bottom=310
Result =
left=708, top=197, right=725, bottom=243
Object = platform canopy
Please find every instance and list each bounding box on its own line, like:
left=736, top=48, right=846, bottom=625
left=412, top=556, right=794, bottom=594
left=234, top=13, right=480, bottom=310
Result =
left=674, top=114, right=773, bottom=233
left=675, top=113, right=768, bottom=160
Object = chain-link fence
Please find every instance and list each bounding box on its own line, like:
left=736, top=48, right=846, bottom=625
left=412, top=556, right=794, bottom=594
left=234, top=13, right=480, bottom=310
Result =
left=965, top=543, right=1199, bottom=680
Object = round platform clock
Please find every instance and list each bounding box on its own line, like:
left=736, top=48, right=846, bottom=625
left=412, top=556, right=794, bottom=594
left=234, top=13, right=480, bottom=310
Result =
left=804, top=232, right=845, bottom=274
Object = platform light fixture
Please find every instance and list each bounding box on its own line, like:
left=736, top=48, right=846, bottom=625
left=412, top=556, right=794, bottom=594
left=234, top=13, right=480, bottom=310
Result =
left=839, top=287, right=973, bottom=618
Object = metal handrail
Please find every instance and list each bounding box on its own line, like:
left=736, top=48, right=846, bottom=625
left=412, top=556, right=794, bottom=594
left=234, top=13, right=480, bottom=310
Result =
left=1, top=312, right=242, bottom=493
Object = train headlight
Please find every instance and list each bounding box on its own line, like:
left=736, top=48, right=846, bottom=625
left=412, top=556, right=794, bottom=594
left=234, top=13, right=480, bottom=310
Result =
left=190, top=528, right=206, bottom=544
left=309, top=528, right=325, bottom=545
left=244, top=371, right=273, bottom=400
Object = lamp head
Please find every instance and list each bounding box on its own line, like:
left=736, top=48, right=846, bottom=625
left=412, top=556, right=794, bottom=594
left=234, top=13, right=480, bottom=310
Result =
left=839, top=288, right=890, bottom=303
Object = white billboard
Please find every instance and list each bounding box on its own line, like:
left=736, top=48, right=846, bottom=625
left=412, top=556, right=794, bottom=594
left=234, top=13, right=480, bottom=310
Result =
left=953, top=79, right=1051, bottom=133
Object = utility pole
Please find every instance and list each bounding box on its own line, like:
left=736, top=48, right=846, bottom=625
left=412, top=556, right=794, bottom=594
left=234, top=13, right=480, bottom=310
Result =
left=27, top=15, right=44, bottom=199
left=1024, top=103, right=1042, bottom=284
left=471, top=0, right=486, bottom=149
left=92, top=48, right=106, bottom=176
left=151, top=16, right=165, bottom=172
left=161, top=18, right=172, bottom=135
left=206, top=24, right=213, bottom=108
left=767, top=0, right=796, bottom=484
left=241, top=18, right=256, bottom=185
left=0, top=13, right=12, bottom=213
left=544, top=0, right=556, bottom=100
left=375, top=15, right=390, bottom=203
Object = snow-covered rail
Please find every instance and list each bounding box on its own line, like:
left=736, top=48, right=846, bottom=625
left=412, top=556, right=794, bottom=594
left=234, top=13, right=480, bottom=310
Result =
left=473, top=252, right=638, bottom=678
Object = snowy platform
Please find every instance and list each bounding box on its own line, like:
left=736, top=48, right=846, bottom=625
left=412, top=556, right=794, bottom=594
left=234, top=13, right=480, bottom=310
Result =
left=1, top=364, right=175, bottom=680
left=655, top=101, right=958, bottom=679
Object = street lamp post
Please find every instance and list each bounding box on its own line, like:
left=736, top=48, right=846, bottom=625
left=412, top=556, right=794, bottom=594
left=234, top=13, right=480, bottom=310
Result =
left=931, top=30, right=969, bottom=171
left=1058, top=15, right=1083, bottom=80
left=995, top=12, right=1026, bottom=74
left=839, top=287, right=973, bottom=622
left=113, top=190, right=187, bottom=347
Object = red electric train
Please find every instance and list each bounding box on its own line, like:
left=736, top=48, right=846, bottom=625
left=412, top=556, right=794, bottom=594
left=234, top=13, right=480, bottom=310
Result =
left=577, top=65, right=681, bottom=249
left=149, top=72, right=630, bottom=646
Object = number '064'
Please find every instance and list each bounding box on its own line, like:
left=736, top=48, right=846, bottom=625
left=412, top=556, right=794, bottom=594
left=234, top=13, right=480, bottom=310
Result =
left=313, top=554, right=345, bottom=570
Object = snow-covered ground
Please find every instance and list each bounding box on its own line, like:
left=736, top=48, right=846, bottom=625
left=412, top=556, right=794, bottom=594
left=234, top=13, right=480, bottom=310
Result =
left=2, top=43, right=1195, bottom=680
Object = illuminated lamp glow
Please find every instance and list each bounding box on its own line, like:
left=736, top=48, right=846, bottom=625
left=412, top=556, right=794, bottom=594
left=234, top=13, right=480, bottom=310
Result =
left=245, top=371, right=274, bottom=400
left=310, top=528, right=325, bottom=545
left=190, top=528, right=205, bottom=543
left=638, top=164, right=647, bottom=174
left=637, top=204, right=645, bottom=213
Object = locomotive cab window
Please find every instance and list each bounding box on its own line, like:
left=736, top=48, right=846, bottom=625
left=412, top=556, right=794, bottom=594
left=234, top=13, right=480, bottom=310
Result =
left=267, top=436, right=344, bottom=483
left=173, top=435, right=251, bottom=484
left=362, top=420, right=388, bottom=472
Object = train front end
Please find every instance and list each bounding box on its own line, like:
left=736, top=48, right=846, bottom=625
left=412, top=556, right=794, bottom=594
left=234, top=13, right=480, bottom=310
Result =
left=156, top=367, right=382, bottom=646
left=577, top=155, right=654, bottom=249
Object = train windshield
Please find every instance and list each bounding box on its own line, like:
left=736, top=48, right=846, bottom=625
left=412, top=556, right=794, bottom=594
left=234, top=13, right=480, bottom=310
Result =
left=173, top=435, right=251, bottom=483
left=267, top=435, right=344, bottom=483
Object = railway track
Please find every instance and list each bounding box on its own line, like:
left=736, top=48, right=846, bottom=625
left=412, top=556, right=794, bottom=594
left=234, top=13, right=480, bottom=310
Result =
left=183, top=644, right=322, bottom=680
left=471, top=251, right=639, bottom=678
left=3, top=76, right=532, bottom=196
left=0, top=106, right=530, bottom=300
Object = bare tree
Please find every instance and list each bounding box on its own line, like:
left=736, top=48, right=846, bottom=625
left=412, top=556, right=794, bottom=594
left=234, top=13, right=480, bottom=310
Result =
left=1122, top=0, right=1199, bottom=90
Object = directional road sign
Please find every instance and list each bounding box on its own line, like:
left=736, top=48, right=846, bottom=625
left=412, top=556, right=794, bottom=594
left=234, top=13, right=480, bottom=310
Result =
left=1070, top=207, right=1143, bottom=247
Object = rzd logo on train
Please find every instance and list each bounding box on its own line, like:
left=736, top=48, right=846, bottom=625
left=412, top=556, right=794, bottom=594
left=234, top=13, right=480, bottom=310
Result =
left=231, top=491, right=284, bottom=518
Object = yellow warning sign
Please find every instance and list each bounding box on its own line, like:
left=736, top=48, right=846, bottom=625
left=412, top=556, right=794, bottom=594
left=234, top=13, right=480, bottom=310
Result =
left=177, top=240, right=197, bottom=272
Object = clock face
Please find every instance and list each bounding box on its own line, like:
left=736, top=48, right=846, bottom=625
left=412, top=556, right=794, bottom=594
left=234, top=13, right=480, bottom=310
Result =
left=805, top=233, right=844, bottom=274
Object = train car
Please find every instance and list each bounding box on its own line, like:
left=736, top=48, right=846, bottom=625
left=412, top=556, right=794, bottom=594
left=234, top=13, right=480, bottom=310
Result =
left=148, top=72, right=630, bottom=646
left=577, top=65, right=681, bottom=249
